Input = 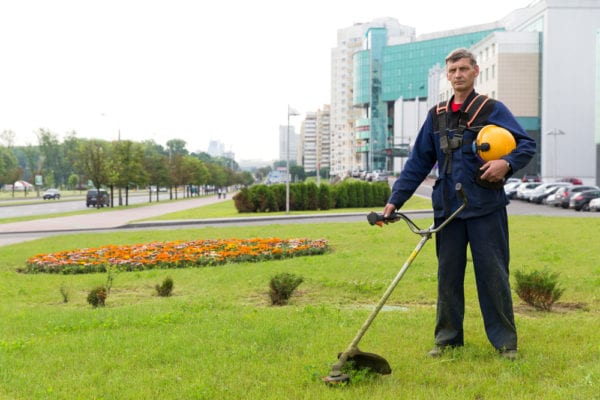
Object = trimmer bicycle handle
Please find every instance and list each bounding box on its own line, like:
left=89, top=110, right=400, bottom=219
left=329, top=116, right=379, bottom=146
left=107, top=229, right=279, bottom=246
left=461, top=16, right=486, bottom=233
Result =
left=368, top=183, right=467, bottom=235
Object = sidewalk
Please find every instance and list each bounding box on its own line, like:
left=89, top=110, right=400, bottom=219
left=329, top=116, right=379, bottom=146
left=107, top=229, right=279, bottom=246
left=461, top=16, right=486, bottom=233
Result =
left=0, top=195, right=230, bottom=234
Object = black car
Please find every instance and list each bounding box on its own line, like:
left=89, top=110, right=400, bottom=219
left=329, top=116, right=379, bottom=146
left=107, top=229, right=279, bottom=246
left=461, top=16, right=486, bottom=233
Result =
left=86, top=189, right=110, bottom=207
left=554, top=185, right=600, bottom=209
left=569, top=189, right=600, bottom=211
left=42, top=188, right=61, bottom=200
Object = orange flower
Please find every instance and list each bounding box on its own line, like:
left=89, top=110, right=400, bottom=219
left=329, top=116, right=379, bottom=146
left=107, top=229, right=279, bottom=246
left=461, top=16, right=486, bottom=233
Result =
left=21, top=238, right=329, bottom=274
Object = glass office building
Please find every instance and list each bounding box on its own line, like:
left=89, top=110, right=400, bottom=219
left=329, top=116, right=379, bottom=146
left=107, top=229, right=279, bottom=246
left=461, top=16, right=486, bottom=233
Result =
left=353, top=28, right=500, bottom=172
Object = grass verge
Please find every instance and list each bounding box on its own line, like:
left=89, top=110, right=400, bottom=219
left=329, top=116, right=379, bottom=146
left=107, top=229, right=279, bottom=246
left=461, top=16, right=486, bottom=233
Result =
left=0, top=216, right=598, bottom=399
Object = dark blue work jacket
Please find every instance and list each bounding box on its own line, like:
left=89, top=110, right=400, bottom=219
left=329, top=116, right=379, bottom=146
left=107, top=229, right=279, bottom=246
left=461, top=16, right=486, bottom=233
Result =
left=388, top=91, right=537, bottom=219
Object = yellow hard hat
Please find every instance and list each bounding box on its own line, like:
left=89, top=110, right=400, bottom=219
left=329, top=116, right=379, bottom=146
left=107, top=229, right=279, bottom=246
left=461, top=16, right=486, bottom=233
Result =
left=473, top=125, right=516, bottom=162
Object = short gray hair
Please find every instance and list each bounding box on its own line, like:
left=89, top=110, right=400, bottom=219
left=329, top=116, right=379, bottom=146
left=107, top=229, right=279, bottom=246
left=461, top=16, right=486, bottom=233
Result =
left=445, top=48, right=477, bottom=67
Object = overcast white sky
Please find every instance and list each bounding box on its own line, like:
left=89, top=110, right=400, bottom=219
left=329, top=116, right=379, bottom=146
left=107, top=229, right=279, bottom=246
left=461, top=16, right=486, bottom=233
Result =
left=0, top=0, right=533, bottom=162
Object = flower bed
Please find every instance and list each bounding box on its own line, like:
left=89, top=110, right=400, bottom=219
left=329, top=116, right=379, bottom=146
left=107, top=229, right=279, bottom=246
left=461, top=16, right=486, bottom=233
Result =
left=21, top=238, right=329, bottom=274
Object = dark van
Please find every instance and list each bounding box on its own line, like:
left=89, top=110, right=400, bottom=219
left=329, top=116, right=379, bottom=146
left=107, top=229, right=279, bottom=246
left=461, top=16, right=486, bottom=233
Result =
left=86, top=189, right=110, bottom=207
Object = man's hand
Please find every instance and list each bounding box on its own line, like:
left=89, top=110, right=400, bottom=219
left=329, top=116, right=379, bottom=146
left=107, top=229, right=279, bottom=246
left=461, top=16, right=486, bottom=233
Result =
left=479, top=159, right=510, bottom=182
left=383, top=203, right=396, bottom=218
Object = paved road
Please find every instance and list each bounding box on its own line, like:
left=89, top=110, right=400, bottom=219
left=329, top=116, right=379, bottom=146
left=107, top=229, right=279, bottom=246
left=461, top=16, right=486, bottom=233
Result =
left=1, top=184, right=598, bottom=248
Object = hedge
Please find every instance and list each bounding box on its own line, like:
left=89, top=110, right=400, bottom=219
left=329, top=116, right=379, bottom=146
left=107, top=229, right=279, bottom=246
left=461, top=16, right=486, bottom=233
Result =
left=232, top=181, right=391, bottom=213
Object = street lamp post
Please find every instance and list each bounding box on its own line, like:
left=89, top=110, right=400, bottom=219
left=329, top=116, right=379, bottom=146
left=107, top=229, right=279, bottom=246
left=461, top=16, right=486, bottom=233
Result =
left=286, top=105, right=299, bottom=214
left=546, top=128, right=565, bottom=181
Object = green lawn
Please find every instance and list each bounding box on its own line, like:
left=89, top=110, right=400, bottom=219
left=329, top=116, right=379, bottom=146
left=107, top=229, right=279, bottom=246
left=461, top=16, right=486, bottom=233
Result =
left=0, top=207, right=598, bottom=399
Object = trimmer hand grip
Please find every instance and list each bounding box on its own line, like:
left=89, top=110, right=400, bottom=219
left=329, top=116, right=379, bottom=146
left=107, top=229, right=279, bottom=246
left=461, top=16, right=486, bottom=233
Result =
left=367, top=211, right=399, bottom=226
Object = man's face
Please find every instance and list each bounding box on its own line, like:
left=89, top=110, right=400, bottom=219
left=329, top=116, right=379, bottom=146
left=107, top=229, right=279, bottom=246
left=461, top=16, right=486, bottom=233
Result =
left=446, top=57, right=479, bottom=93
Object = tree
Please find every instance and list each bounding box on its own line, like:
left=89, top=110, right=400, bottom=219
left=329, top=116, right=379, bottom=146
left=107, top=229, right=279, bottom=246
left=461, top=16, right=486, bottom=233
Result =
left=182, top=156, right=209, bottom=195
left=36, top=129, right=67, bottom=187
left=141, top=140, right=169, bottom=202
left=75, top=139, right=111, bottom=206
left=238, top=171, right=255, bottom=187
left=111, top=140, right=145, bottom=205
left=0, top=146, right=19, bottom=186
left=166, top=138, right=188, bottom=157
left=290, top=165, right=306, bottom=182
left=62, top=132, right=83, bottom=187
left=0, top=130, right=15, bottom=147
left=22, top=145, right=40, bottom=185
left=206, top=162, right=227, bottom=189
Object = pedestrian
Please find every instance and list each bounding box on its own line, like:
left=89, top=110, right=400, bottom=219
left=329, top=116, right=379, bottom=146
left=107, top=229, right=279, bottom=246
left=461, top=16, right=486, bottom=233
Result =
left=382, top=48, right=536, bottom=360
left=217, top=188, right=222, bottom=199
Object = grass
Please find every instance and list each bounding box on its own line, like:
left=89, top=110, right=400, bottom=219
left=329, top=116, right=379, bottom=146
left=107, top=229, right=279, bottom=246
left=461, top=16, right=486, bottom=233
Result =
left=0, top=209, right=598, bottom=398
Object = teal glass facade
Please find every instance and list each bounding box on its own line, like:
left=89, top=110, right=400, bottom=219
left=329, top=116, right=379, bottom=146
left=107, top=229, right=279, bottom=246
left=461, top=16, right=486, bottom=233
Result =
left=353, top=28, right=502, bottom=171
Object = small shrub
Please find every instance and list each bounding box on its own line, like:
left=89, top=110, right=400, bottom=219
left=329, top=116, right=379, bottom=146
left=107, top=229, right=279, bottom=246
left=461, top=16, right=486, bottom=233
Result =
left=59, top=282, right=70, bottom=303
left=269, top=273, right=303, bottom=306
left=87, top=286, right=108, bottom=308
left=155, top=277, right=174, bottom=297
left=514, top=268, right=564, bottom=311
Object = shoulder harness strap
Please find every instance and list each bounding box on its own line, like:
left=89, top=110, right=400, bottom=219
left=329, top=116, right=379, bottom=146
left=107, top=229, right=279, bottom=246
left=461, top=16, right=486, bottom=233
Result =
left=436, top=94, right=490, bottom=175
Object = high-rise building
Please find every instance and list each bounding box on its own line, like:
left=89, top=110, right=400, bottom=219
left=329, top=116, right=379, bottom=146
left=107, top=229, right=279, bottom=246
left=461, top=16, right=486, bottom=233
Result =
left=317, top=104, right=331, bottom=174
left=299, top=105, right=331, bottom=174
left=301, top=112, right=317, bottom=172
left=207, top=140, right=225, bottom=157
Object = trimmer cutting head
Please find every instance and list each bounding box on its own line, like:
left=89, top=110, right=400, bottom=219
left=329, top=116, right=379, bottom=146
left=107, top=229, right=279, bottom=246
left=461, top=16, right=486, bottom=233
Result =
left=341, top=350, right=392, bottom=375
left=322, top=348, right=392, bottom=385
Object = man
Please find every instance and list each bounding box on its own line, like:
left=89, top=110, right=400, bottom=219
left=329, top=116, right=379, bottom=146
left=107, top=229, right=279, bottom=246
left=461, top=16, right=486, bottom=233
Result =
left=383, top=48, right=536, bottom=359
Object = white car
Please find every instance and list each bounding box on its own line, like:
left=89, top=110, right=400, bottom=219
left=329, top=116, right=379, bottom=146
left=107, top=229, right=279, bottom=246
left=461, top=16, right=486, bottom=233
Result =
left=515, top=182, right=542, bottom=201
left=588, top=197, right=600, bottom=212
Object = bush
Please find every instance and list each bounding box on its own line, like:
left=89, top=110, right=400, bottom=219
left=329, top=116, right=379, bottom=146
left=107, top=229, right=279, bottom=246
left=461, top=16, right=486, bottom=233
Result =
left=306, top=182, right=319, bottom=210
left=514, top=268, right=564, bottom=311
left=250, top=185, right=272, bottom=212
left=233, top=188, right=254, bottom=212
left=59, top=282, right=70, bottom=303
left=155, top=277, right=174, bottom=297
left=318, top=184, right=333, bottom=210
left=269, top=273, right=303, bottom=306
left=87, top=286, right=107, bottom=307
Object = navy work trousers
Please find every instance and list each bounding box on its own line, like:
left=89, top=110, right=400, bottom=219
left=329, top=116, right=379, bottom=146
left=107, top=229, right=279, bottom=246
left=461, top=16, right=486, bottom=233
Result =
left=434, top=208, right=517, bottom=351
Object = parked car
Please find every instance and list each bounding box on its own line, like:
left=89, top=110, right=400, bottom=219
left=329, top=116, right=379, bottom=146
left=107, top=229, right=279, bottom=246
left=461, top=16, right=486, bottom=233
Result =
left=521, top=174, right=541, bottom=182
left=558, top=177, right=583, bottom=185
left=569, top=189, right=600, bottom=211
left=527, top=182, right=570, bottom=204
left=515, top=182, right=542, bottom=200
left=544, top=191, right=561, bottom=206
left=588, top=197, right=600, bottom=212
left=372, top=170, right=389, bottom=182
left=42, top=188, right=61, bottom=200
left=554, top=185, right=600, bottom=209
left=504, top=181, right=521, bottom=199
left=86, top=189, right=110, bottom=207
